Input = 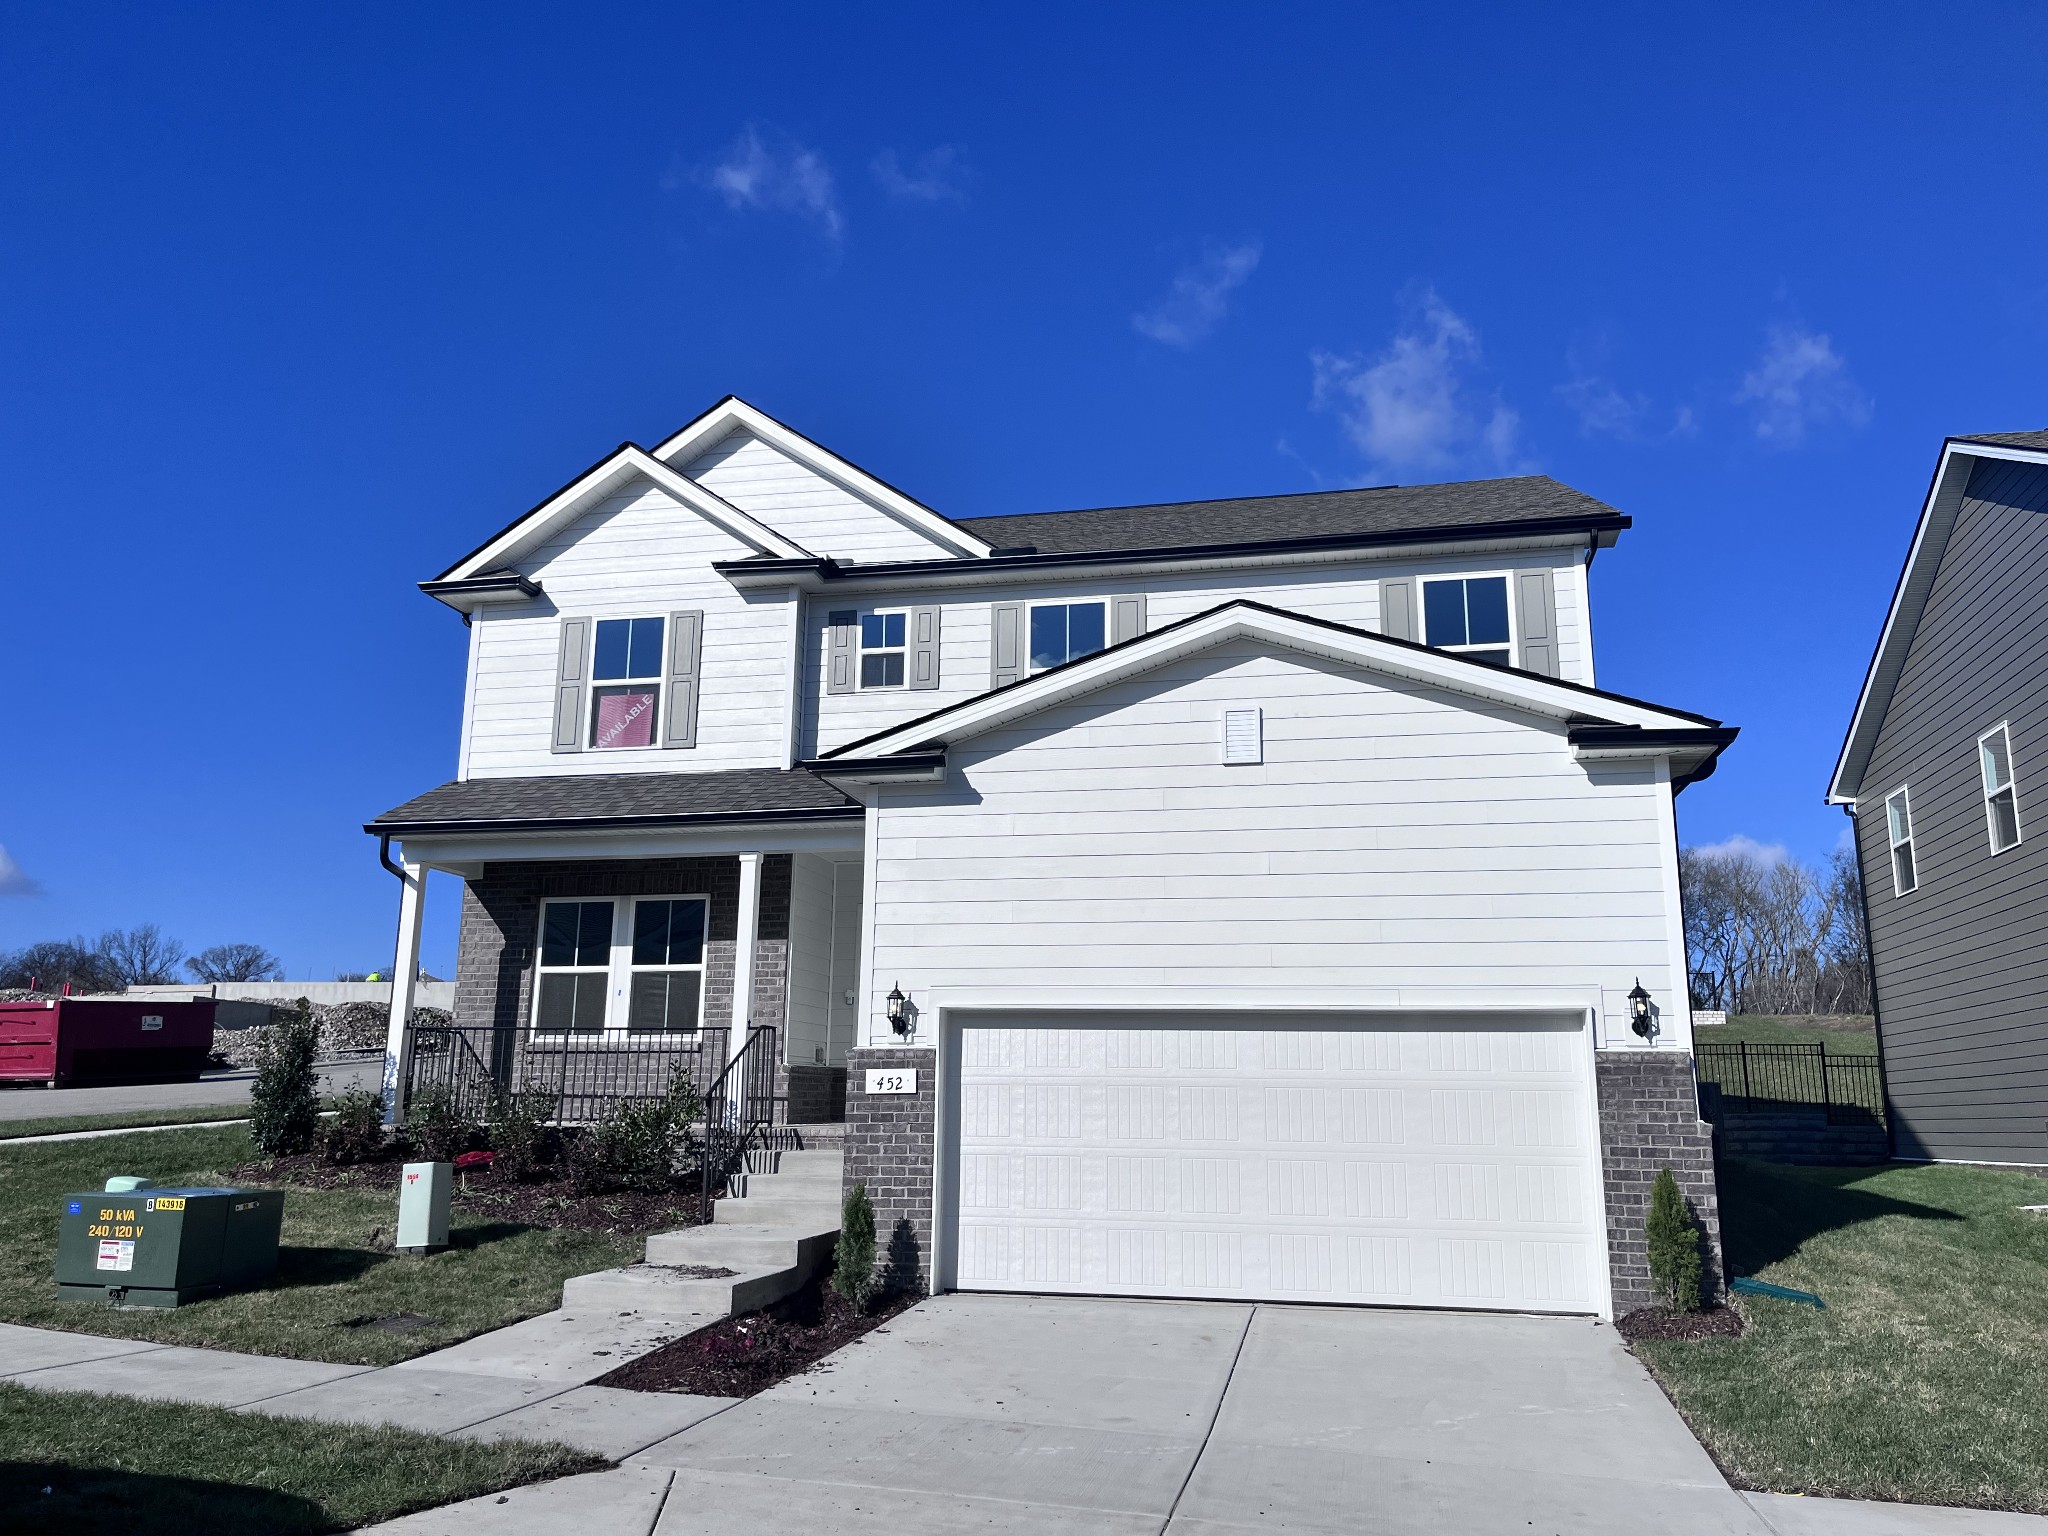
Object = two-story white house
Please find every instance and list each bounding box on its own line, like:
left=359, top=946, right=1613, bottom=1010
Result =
left=370, top=395, right=1735, bottom=1320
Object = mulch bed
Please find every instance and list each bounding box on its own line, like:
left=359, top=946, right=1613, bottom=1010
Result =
left=1616, top=1304, right=1746, bottom=1342
left=595, top=1274, right=920, bottom=1398
left=225, top=1152, right=707, bottom=1236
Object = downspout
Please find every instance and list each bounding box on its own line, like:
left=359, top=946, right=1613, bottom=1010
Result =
left=1843, top=803, right=1898, bottom=1158
left=379, top=833, right=405, bottom=882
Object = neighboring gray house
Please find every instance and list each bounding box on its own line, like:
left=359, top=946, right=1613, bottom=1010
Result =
left=371, top=395, right=1736, bottom=1317
left=1831, top=431, right=2048, bottom=1166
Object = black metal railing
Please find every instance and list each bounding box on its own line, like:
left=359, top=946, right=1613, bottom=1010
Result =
left=1695, top=1041, right=1886, bottom=1127
left=699, top=1025, right=783, bottom=1216
left=403, top=1024, right=739, bottom=1125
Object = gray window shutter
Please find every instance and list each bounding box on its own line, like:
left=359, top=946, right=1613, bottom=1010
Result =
left=663, top=609, right=703, bottom=749
left=1110, top=593, right=1148, bottom=645
left=910, top=604, right=941, bottom=690
left=1379, top=578, right=1416, bottom=642
left=826, top=610, right=857, bottom=696
left=1514, top=570, right=1558, bottom=678
left=552, top=617, right=590, bottom=753
left=990, top=601, right=1026, bottom=687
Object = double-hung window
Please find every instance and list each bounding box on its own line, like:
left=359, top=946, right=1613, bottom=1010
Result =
left=1980, top=724, right=2022, bottom=853
left=1422, top=576, right=1512, bottom=666
left=1029, top=601, right=1107, bottom=671
left=590, top=616, right=664, bottom=749
left=1885, top=787, right=1918, bottom=895
left=860, top=612, right=907, bottom=689
left=533, top=895, right=708, bottom=1038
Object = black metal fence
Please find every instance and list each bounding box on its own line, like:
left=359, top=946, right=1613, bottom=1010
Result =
left=404, top=1024, right=777, bottom=1125
left=1696, top=1041, right=1885, bottom=1127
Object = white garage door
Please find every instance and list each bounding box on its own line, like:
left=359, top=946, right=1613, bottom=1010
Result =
left=950, top=1017, right=1606, bottom=1314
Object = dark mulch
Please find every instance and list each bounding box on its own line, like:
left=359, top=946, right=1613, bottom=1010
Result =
left=225, top=1152, right=707, bottom=1237
left=1617, top=1304, right=1746, bottom=1342
left=596, top=1274, right=920, bottom=1398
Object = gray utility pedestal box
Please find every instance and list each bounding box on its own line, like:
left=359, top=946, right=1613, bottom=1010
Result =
left=397, top=1162, right=451, bottom=1254
left=56, top=1186, right=284, bottom=1307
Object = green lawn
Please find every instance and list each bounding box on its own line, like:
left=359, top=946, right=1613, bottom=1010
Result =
left=0, top=1381, right=598, bottom=1535
left=1634, top=1158, right=2048, bottom=1512
left=0, top=1104, right=254, bottom=1140
left=1695, top=1014, right=1878, bottom=1052
left=0, top=1125, right=639, bottom=1366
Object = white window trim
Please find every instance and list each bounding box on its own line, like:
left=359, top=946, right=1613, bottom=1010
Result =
left=1885, top=786, right=1918, bottom=896
left=587, top=614, right=667, bottom=753
left=858, top=608, right=910, bottom=691
left=1979, top=722, right=2022, bottom=854
left=1421, top=570, right=1518, bottom=662
left=531, top=893, right=711, bottom=1042
left=1027, top=598, right=1110, bottom=672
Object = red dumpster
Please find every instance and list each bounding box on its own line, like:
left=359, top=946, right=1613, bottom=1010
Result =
left=0, top=999, right=216, bottom=1086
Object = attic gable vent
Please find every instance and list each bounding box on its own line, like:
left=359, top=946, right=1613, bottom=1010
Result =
left=1222, top=707, right=1263, bottom=765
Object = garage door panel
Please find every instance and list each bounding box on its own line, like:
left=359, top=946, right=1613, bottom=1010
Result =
left=952, top=1019, right=1605, bottom=1314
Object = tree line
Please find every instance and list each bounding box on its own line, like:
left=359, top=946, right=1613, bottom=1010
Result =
left=0, top=924, right=284, bottom=993
left=1679, top=841, right=1872, bottom=1016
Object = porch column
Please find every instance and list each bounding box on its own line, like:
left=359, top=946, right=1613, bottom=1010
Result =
left=730, top=850, right=762, bottom=1067
left=379, top=860, right=426, bottom=1125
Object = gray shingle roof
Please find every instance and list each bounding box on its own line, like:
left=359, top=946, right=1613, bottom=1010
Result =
left=368, top=768, right=861, bottom=833
left=958, top=476, right=1622, bottom=555
left=1956, top=430, right=2048, bottom=452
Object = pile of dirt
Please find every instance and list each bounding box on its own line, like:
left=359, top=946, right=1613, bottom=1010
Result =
left=1616, top=1305, right=1746, bottom=1342
left=596, top=1273, right=919, bottom=1398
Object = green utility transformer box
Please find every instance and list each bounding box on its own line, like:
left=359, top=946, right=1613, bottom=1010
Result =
left=56, top=1186, right=284, bottom=1307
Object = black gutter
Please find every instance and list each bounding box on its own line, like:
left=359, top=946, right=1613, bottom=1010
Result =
left=363, top=805, right=865, bottom=837
left=1566, top=726, right=1740, bottom=751
left=419, top=573, right=544, bottom=602
left=798, top=749, right=948, bottom=778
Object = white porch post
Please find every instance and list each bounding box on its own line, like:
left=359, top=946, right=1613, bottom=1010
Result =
left=730, top=851, right=763, bottom=1068
left=380, top=860, right=426, bottom=1125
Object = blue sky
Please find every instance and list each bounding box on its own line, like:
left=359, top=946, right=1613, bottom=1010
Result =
left=3, top=4, right=2044, bottom=977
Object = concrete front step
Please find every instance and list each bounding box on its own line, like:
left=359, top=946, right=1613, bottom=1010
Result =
left=784, top=1122, right=847, bottom=1148
left=561, top=1261, right=797, bottom=1319
left=644, top=1221, right=837, bottom=1272
left=714, top=1196, right=842, bottom=1228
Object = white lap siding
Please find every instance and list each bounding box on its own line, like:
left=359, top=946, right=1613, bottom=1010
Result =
left=860, top=640, right=1684, bottom=1052
left=785, top=853, right=837, bottom=1067
left=681, top=431, right=962, bottom=563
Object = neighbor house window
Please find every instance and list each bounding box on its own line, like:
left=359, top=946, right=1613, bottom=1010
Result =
left=1029, top=601, right=1107, bottom=670
left=590, top=616, right=664, bottom=749
left=860, top=611, right=907, bottom=689
left=1886, top=787, right=1918, bottom=895
left=536, top=900, right=613, bottom=1033
left=627, top=898, right=707, bottom=1034
left=1980, top=724, right=2022, bottom=853
left=1422, top=576, right=1513, bottom=665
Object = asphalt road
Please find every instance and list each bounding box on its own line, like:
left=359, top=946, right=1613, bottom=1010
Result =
left=0, top=1056, right=383, bottom=1122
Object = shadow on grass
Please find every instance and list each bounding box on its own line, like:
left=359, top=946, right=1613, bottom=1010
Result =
left=0, top=1461, right=329, bottom=1536
left=1721, top=1158, right=1964, bottom=1275
left=271, top=1246, right=386, bottom=1288
left=445, top=1220, right=534, bottom=1252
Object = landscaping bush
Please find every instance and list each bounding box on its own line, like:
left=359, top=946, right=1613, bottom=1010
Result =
left=1646, top=1166, right=1704, bottom=1312
left=831, top=1182, right=878, bottom=1313
left=486, top=1086, right=560, bottom=1181
left=405, top=1084, right=479, bottom=1164
left=249, top=998, right=321, bottom=1156
left=566, top=1069, right=702, bottom=1195
left=322, top=1087, right=387, bottom=1165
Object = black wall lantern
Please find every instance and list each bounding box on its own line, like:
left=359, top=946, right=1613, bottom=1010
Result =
left=1628, top=979, right=1656, bottom=1040
left=886, top=983, right=911, bottom=1037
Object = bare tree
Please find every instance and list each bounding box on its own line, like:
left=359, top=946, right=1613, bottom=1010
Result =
left=187, top=943, right=284, bottom=983
left=95, top=924, right=186, bottom=987
left=1679, top=841, right=1870, bottom=1017
left=0, top=938, right=119, bottom=994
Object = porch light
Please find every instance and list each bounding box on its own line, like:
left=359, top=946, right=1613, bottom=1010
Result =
left=1628, top=979, right=1656, bottom=1040
left=886, top=983, right=911, bottom=1037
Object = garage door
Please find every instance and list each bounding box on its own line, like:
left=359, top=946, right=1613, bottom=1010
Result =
left=950, top=1016, right=1606, bottom=1314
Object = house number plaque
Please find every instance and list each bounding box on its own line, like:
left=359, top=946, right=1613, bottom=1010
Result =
left=864, top=1068, right=917, bottom=1095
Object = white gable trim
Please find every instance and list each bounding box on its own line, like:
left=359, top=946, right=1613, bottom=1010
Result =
left=830, top=602, right=1710, bottom=759
left=1829, top=439, right=2048, bottom=805
left=437, top=445, right=814, bottom=580
left=652, top=397, right=992, bottom=560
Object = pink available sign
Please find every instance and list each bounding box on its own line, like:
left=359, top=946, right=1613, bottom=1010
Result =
left=593, top=687, right=657, bottom=749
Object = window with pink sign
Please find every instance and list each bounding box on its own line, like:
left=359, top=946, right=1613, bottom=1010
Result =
left=590, top=616, right=663, bottom=749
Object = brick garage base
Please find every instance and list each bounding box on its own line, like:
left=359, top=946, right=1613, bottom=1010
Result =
left=843, top=1046, right=936, bottom=1294
left=1596, top=1050, right=1723, bottom=1313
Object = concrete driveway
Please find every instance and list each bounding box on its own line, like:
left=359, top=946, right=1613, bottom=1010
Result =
left=626, top=1293, right=1769, bottom=1535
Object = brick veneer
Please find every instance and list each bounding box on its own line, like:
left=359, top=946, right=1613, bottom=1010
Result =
left=786, top=1065, right=848, bottom=1124
left=1595, top=1050, right=1723, bottom=1313
left=843, top=1046, right=936, bottom=1293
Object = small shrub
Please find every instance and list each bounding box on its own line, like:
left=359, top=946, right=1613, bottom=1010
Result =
left=1646, top=1166, right=1704, bottom=1312
left=487, top=1086, right=560, bottom=1181
left=832, top=1182, right=878, bottom=1313
left=248, top=997, right=320, bottom=1156
left=405, top=1084, right=479, bottom=1164
left=566, top=1069, right=701, bottom=1195
left=322, top=1087, right=387, bottom=1165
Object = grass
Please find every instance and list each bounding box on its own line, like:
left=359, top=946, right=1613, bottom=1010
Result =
left=0, top=1104, right=255, bottom=1140
left=0, top=1381, right=599, bottom=1535
left=1633, top=1157, right=2048, bottom=1512
left=1695, top=1014, right=1878, bottom=1053
left=0, top=1125, right=639, bottom=1366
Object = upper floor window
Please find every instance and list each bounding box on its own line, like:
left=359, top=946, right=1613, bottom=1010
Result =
left=1980, top=724, right=2022, bottom=853
left=590, top=616, right=664, bottom=749
left=1422, top=576, right=1512, bottom=666
left=860, top=612, right=907, bottom=689
left=1030, top=601, right=1107, bottom=671
left=1886, top=787, right=1918, bottom=895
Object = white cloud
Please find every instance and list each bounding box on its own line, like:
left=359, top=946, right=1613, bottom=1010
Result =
left=1132, top=240, right=1262, bottom=348
left=688, top=126, right=842, bottom=240
left=871, top=146, right=971, bottom=204
left=1558, top=372, right=1649, bottom=439
left=1691, top=833, right=1790, bottom=867
left=1736, top=326, right=1871, bottom=445
left=1311, top=290, right=1525, bottom=474
left=0, top=845, right=40, bottom=897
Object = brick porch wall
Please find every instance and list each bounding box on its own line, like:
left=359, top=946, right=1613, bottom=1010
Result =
left=1595, top=1050, right=1724, bottom=1313
left=843, top=1045, right=936, bottom=1294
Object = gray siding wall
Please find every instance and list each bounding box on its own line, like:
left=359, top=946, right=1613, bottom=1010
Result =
left=1858, top=457, right=2048, bottom=1165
